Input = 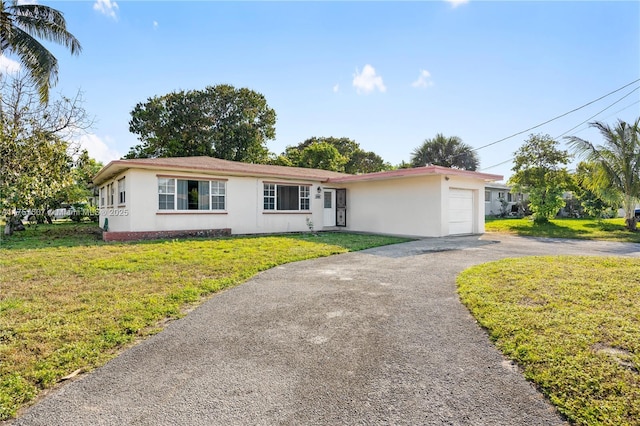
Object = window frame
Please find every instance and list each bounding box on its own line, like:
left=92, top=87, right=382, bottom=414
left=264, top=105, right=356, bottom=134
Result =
left=263, top=183, right=311, bottom=212
left=484, top=191, right=491, bottom=202
left=157, top=177, right=226, bottom=211
left=118, top=177, right=126, bottom=205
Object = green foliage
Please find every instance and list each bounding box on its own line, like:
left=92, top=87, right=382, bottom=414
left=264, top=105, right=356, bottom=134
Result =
left=0, top=1, right=81, bottom=103
left=0, top=228, right=407, bottom=419
left=298, top=142, right=347, bottom=171
left=509, top=134, right=571, bottom=222
left=275, top=136, right=390, bottom=173
left=126, top=84, right=276, bottom=163
left=566, top=118, right=640, bottom=230
left=572, top=162, right=619, bottom=218
left=458, top=256, right=640, bottom=425
left=410, top=133, right=479, bottom=170
left=0, top=75, right=92, bottom=232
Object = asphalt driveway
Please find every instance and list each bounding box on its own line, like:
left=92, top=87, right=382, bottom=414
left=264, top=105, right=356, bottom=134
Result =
left=11, top=234, right=640, bottom=425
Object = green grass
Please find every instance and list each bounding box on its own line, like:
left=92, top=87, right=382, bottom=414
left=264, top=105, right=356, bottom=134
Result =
left=458, top=256, right=640, bottom=425
left=0, top=224, right=409, bottom=420
left=0, top=221, right=105, bottom=249
left=485, top=217, right=640, bottom=243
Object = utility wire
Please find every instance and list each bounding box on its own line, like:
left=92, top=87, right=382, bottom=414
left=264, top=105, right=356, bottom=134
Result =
left=471, top=78, right=640, bottom=153
left=479, top=82, right=640, bottom=172
left=554, top=85, right=640, bottom=139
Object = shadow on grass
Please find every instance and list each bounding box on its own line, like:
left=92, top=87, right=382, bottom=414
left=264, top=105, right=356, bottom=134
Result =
left=511, top=221, right=591, bottom=239
left=583, top=220, right=627, bottom=232
left=0, top=222, right=105, bottom=250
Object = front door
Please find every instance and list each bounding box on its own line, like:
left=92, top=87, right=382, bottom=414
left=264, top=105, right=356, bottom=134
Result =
left=323, top=190, right=336, bottom=227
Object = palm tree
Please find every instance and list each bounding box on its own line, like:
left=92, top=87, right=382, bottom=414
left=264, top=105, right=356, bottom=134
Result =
left=410, top=133, right=479, bottom=170
left=0, top=0, right=81, bottom=103
left=566, top=117, right=640, bottom=230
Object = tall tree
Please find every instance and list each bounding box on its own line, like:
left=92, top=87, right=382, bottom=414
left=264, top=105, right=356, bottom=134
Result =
left=509, top=133, right=571, bottom=224
left=0, top=0, right=81, bottom=103
left=126, top=84, right=276, bottom=163
left=297, top=142, right=347, bottom=171
left=566, top=118, right=640, bottom=230
left=410, top=134, right=479, bottom=170
left=0, top=74, right=89, bottom=234
left=276, top=136, right=390, bottom=173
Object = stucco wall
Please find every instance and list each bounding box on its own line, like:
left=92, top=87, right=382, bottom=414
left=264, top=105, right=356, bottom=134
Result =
left=337, top=174, right=485, bottom=237
left=335, top=175, right=442, bottom=237
left=100, top=168, right=324, bottom=235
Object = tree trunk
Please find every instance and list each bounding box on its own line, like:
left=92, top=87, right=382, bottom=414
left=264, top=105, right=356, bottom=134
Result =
left=4, top=216, right=13, bottom=236
left=624, top=195, right=637, bottom=231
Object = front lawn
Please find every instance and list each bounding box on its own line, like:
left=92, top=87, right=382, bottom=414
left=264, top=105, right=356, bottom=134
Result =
left=485, top=217, right=640, bottom=243
left=458, top=256, right=640, bottom=425
left=0, top=227, right=409, bottom=420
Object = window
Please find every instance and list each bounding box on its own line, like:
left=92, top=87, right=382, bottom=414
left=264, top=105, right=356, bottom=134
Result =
left=100, top=187, right=105, bottom=207
left=484, top=191, right=491, bottom=202
left=324, top=192, right=332, bottom=208
left=497, top=191, right=505, bottom=199
left=118, top=178, right=126, bottom=205
left=158, top=178, right=175, bottom=210
left=507, top=193, right=513, bottom=202
left=158, top=178, right=225, bottom=211
left=107, top=183, right=115, bottom=206
left=211, top=181, right=226, bottom=210
left=264, top=183, right=311, bottom=211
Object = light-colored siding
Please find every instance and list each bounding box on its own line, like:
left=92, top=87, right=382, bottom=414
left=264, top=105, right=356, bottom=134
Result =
left=336, top=175, right=484, bottom=237
left=102, top=168, right=324, bottom=235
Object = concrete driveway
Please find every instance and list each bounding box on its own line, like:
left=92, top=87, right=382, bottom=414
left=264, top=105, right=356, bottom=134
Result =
left=11, top=234, right=640, bottom=425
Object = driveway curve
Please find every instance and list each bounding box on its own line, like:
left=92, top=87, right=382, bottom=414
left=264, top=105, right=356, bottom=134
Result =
left=11, top=234, right=640, bottom=425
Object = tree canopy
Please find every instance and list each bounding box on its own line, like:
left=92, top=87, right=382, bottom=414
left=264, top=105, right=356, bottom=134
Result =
left=274, top=137, right=390, bottom=173
left=508, top=133, right=571, bottom=223
left=410, top=134, right=479, bottom=170
left=0, top=74, right=91, bottom=232
left=0, top=1, right=81, bottom=103
left=126, top=84, right=276, bottom=163
left=566, top=118, right=640, bottom=230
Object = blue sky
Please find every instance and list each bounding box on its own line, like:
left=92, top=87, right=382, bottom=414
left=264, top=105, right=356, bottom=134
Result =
left=5, top=0, right=639, bottom=182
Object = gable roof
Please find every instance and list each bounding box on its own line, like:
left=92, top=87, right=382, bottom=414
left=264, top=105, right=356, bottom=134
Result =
left=93, top=156, right=349, bottom=185
left=93, top=156, right=503, bottom=186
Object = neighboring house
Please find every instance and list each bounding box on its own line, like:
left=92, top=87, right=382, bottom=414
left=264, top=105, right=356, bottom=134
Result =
left=484, top=183, right=526, bottom=216
left=93, top=157, right=502, bottom=241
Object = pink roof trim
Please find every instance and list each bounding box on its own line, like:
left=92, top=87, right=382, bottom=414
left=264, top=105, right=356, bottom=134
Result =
left=327, top=165, right=502, bottom=183
left=94, top=157, right=503, bottom=185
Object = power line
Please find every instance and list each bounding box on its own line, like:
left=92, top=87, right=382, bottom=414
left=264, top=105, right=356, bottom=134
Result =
left=555, top=85, right=640, bottom=139
left=478, top=81, right=640, bottom=172
left=471, top=78, right=640, bottom=153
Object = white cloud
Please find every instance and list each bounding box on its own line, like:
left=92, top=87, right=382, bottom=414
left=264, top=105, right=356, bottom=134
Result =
left=76, top=134, right=122, bottom=164
left=153, top=21, right=159, bottom=29
left=412, top=69, right=434, bottom=89
left=445, top=0, right=469, bottom=8
left=352, top=64, right=386, bottom=94
left=93, top=0, right=119, bottom=20
left=333, top=83, right=339, bottom=93
left=16, top=0, right=38, bottom=5
left=0, top=55, right=21, bottom=75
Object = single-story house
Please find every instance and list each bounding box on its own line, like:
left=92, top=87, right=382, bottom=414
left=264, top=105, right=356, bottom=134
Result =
left=484, top=183, right=526, bottom=216
left=93, top=156, right=502, bottom=241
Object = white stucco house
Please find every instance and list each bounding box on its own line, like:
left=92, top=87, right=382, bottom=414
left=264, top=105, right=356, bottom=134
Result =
left=93, top=157, right=502, bottom=241
left=484, top=183, right=526, bottom=217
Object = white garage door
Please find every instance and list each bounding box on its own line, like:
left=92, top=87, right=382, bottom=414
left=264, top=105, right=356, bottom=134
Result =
left=448, top=188, right=474, bottom=235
